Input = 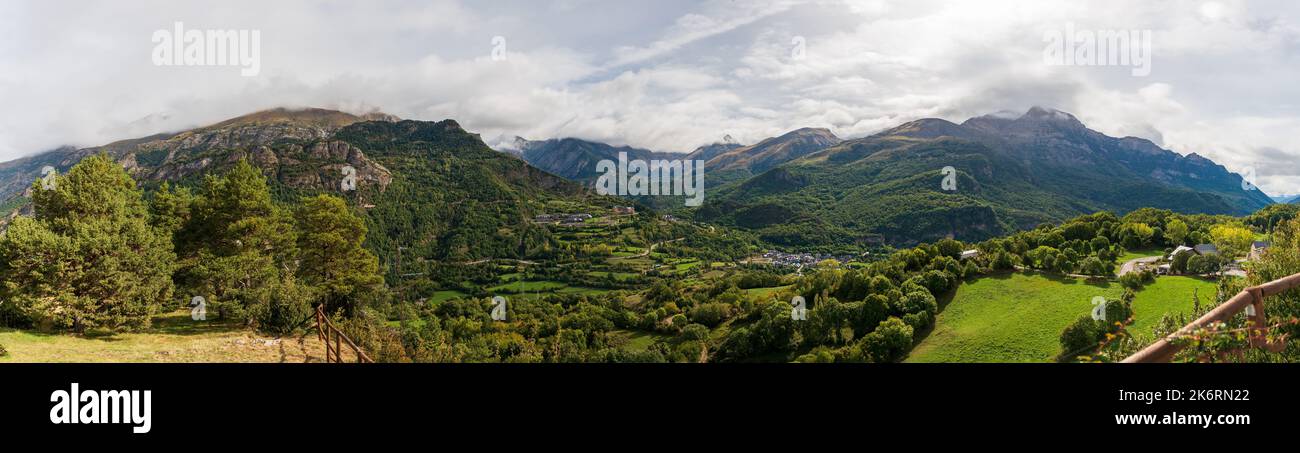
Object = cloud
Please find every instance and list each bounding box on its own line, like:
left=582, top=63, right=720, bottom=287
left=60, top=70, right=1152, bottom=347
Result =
left=5, top=0, right=1300, bottom=195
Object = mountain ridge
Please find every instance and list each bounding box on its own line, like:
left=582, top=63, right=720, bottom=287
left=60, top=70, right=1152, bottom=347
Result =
left=696, top=107, right=1272, bottom=247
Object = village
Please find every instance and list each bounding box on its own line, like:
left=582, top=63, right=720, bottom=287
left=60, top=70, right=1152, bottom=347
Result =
left=753, top=250, right=861, bottom=267
left=531, top=206, right=637, bottom=227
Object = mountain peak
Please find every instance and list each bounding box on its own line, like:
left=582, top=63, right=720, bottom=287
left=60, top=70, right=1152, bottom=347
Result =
left=878, top=118, right=976, bottom=140
left=782, top=127, right=839, bottom=141
left=1021, top=106, right=1081, bottom=123
left=203, top=107, right=399, bottom=131
left=962, top=106, right=1086, bottom=133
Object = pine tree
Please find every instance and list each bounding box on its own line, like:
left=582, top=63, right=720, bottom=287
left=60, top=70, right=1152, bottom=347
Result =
left=296, top=194, right=383, bottom=315
left=177, top=160, right=297, bottom=323
left=0, top=154, right=175, bottom=332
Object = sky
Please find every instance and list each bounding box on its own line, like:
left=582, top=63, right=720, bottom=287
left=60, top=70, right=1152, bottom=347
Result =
left=3, top=0, right=1300, bottom=195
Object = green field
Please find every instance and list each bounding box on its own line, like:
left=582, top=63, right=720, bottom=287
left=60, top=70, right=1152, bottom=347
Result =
left=430, top=290, right=469, bottom=303
left=488, top=280, right=568, bottom=293
left=1115, top=248, right=1164, bottom=273
left=1127, top=276, right=1217, bottom=336
left=907, top=272, right=1122, bottom=363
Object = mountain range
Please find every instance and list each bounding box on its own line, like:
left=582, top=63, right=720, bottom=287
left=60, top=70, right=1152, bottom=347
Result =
left=0, top=106, right=1275, bottom=249
left=697, top=107, right=1272, bottom=246
left=0, top=108, right=618, bottom=266
left=495, top=106, right=1271, bottom=247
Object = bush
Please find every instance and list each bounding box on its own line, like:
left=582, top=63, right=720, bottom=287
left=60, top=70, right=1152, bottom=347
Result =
left=253, top=277, right=319, bottom=335
left=688, top=303, right=732, bottom=327
left=0, top=343, right=7, bottom=357
left=858, top=317, right=914, bottom=363
left=1059, top=315, right=1102, bottom=358
left=1078, top=257, right=1110, bottom=277
left=680, top=323, right=710, bottom=341
left=1119, top=271, right=1149, bottom=290
left=1186, top=254, right=1225, bottom=275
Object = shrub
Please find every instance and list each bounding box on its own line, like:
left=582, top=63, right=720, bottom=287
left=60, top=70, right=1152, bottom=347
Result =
left=1059, top=315, right=1102, bottom=358
left=688, top=303, right=732, bottom=327
left=680, top=323, right=710, bottom=341
left=1079, top=257, right=1110, bottom=276
left=858, top=317, right=914, bottom=363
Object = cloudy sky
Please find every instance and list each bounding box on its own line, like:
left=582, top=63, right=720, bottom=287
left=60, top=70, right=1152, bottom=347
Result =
left=3, top=0, right=1300, bottom=194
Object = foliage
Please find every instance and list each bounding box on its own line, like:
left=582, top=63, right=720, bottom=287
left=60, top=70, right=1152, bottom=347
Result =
left=1209, top=224, right=1254, bottom=258
left=0, top=154, right=175, bottom=332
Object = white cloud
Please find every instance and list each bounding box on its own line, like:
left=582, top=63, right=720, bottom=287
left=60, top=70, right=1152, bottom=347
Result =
left=5, top=0, right=1300, bottom=194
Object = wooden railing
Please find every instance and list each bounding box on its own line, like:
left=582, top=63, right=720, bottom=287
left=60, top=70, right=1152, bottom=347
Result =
left=1123, top=272, right=1300, bottom=363
left=315, top=305, right=374, bottom=363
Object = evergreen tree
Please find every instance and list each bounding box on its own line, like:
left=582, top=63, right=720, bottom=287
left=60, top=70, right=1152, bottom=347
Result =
left=177, top=160, right=297, bottom=323
left=296, top=194, right=383, bottom=314
left=0, top=154, right=174, bottom=332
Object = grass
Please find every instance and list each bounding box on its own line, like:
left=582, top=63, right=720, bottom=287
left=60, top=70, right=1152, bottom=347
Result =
left=907, top=272, right=1123, bottom=363
left=586, top=271, right=639, bottom=282
left=614, top=330, right=667, bottom=351
left=487, top=280, right=568, bottom=293
left=1127, top=276, right=1218, bottom=337
left=430, top=290, right=469, bottom=303
left=0, top=309, right=336, bottom=363
left=1115, top=248, right=1165, bottom=272
left=744, top=285, right=793, bottom=299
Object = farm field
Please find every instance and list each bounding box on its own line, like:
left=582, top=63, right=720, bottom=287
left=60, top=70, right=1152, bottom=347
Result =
left=907, top=272, right=1123, bottom=363
left=1127, top=276, right=1218, bottom=337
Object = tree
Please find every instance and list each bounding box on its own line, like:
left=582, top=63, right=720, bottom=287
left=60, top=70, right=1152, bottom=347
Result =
left=1059, top=315, right=1101, bottom=359
left=1165, top=219, right=1189, bottom=247
left=857, top=317, right=913, bottom=362
left=296, top=194, right=384, bottom=315
left=1120, top=223, right=1155, bottom=249
left=1171, top=249, right=1192, bottom=274
left=178, top=160, right=298, bottom=324
left=0, top=154, right=175, bottom=332
left=149, top=182, right=194, bottom=236
left=1209, top=224, right=1254, bottom=259
left=1078, top=257, right=1110, bottom=277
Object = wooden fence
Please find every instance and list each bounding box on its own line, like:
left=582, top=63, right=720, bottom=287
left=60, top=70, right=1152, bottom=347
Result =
left=1123, top=272, right=1300, bottom=363
left=315, top=305, right=374, bottom=363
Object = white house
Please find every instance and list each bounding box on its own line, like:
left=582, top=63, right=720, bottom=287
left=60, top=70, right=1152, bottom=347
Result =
left=1167, top=245, right=1194, bottom=260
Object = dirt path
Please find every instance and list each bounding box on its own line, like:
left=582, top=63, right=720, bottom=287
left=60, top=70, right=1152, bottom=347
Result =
left=630, top=238, right=684, bottom=258
left=1119, top=256, right=1161, bottom=277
